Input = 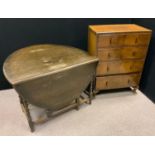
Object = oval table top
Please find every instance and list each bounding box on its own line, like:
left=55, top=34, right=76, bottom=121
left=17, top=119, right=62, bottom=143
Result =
left=3, top=44, right=98, bottom=85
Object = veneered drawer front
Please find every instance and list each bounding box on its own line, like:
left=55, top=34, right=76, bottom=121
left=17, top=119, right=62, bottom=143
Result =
left=97, top=46, right=148, bottom=61
left=98, top=34, right=125, bottom=48
left=125, top=33, right=151, bottom=46
left=96, top=60, right=144, bottom=76
left=96, top=74, right=140, bottom=90
left=97, top=33, right=151, bottom=48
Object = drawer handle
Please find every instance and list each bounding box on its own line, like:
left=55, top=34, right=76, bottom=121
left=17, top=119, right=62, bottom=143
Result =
left=128, top=79, right=131, bottom=85
left=105, top=81, right=108, bottom=87
left=107, top=66, right=109, bottom=72
left=108, top=53, right=111, bottom=58
left=135, top=38, right=138, bottom=44
left=109, top=38, right=112, bottom=44
left=132, top=52, right=136, bottom=56
left=130, top=65, right=133, bottom=70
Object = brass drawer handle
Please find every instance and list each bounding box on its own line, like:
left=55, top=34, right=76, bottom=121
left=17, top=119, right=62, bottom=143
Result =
left=130, top=65, right=133, bottom=70
left=135, top=38, right=138, bottom=44
left=132, top=51, right=136, bottom=56
left=109, top=38, right=112, bottom=44
left=108, top=53, right=111, bottom=58
left=107, top=66, right=109, bottom=72
left=105, top=81, right=108, bottom=87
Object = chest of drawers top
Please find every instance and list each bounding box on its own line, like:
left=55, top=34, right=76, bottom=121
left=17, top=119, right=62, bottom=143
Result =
left=89, top=24, right=151, bottom=34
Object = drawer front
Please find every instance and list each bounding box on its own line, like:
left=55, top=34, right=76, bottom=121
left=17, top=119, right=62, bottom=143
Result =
left=97, top=33, right=151, bottom=48
left=96, top=74, right=140, bottom=90
left=125, top=33, right=151, bottom=46
left=96, top=60, right=144, bottom=76
left=98, top=34, right=125, bottom=48
left=97, top=46, right=148, bottom=61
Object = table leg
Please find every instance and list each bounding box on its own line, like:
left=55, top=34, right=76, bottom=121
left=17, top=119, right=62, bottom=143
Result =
left=75, top=98, right=80, bottom=110
left=19, top=96, right=34, bottom=132
left=89, top=79, right=93, bottom=104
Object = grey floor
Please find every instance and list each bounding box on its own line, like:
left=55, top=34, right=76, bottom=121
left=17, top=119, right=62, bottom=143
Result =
left=0, top=89, right=155, bottom=136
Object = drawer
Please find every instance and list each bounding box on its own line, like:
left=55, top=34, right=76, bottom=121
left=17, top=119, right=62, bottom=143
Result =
left=96, top=60, right=144, bottom=76
left=98, top=34, right=125, bottom=48
left=125, top=33, right=151, bottom=46
left=97, top=33, right=151, bottom=48
left=96, top=74, right=140, bottom=90
left=97, top=46, right=148, bottom=61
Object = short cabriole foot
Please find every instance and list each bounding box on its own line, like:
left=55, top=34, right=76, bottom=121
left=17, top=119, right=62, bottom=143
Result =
left=130, top=86, right=138, bottom=93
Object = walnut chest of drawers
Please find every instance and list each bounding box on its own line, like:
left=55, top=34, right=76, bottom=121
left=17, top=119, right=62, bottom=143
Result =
left=88, top=24, right=152, bottom=92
